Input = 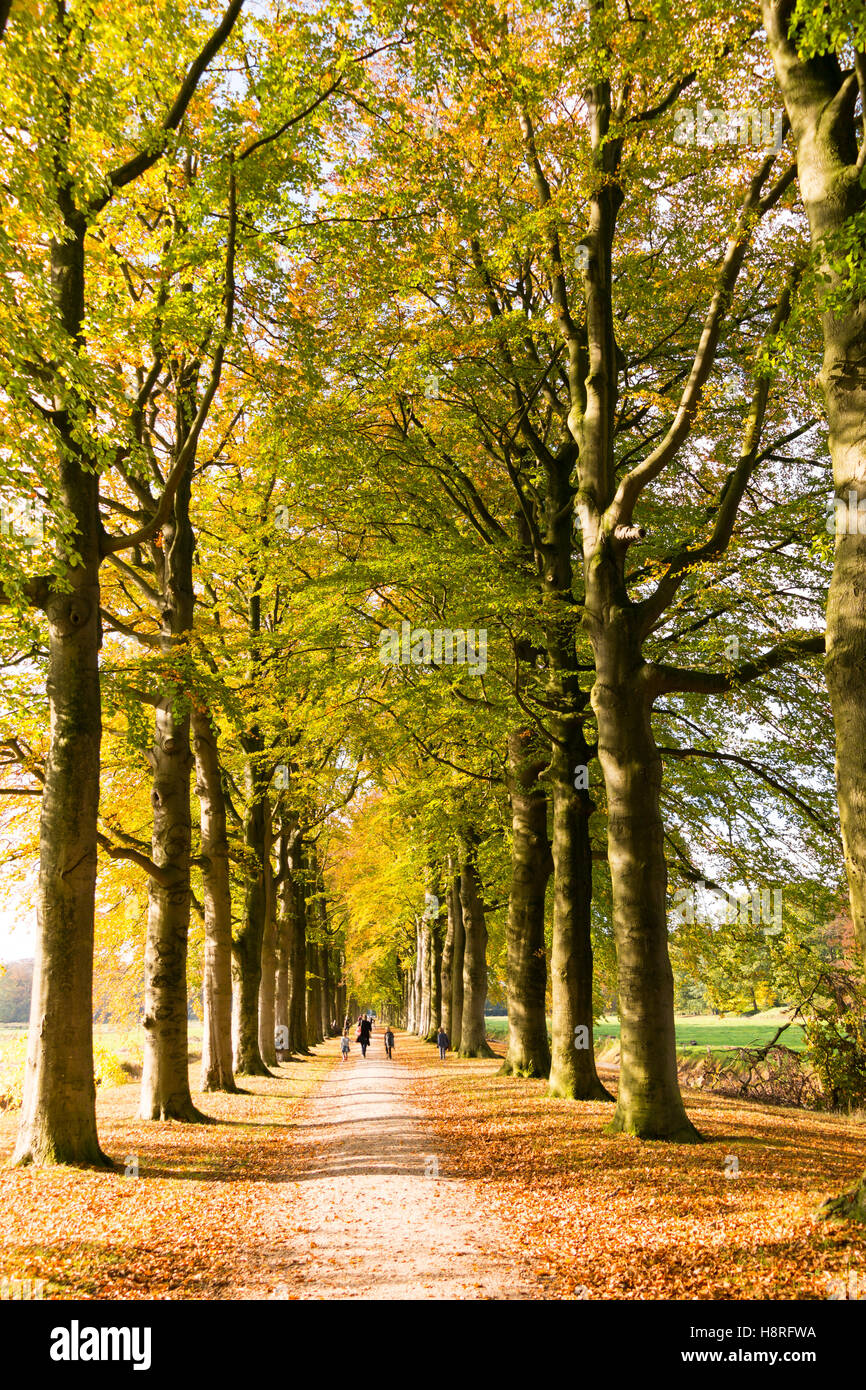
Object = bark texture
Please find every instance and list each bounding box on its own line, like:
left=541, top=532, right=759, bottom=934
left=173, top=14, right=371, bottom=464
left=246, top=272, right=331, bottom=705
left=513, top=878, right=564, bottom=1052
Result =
left=13, top=0, right=243, bottom=1163
left=541, top=438, right=611, bottom=1102
left=440, top=861, right=455, bottom=1042
left=12, top=151, right=108, bottom=1167
left=194, top=706, right=236, bottom=1093
left=449, top=875, right=465, bottom=1054
left=501, top=729, right=552, bottom=1078
left=139, top=408, right=203, bottom=1123
left=232, top=761, right=272, bottom=1077
left=305, top=937, right=323, bottom=1045
left=458, top=837, right=494, bottom=1057
left=764, top=0, right=866, bottom=1214
left=12, top=429, right=106, bottom=1161
left=258, top=803, right=277, bottom=1068
left=286, top=831, right=308, bottom=1054
left=275, top=830, right=290, bottom=1056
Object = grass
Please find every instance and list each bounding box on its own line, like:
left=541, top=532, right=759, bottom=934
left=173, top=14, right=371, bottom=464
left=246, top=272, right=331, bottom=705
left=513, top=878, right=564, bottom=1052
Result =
left=0, top=1022, right=205, bottom=1110
left=0, top=1012, right=808, bottom=1113
left=484, top=1017, right=509, bottom=1041
left=484, top=1009, right=806, bottom=1054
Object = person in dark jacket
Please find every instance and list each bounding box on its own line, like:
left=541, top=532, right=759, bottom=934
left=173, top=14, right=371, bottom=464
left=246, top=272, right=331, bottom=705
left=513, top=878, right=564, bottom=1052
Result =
left=358, top=1015, right=373, bottom=1057
left=384, top=1026, right=395, bottom=1059
left=436, top=1025, right=448, bottom=1061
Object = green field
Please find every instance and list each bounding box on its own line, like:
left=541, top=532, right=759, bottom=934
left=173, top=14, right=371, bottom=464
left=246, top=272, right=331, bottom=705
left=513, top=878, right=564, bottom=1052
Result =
left=484, top=1010, right=806, bottom=1053
left=1, top=1012, right=806, bottom=1110
left=0, top=1022, right=205, bottom=1109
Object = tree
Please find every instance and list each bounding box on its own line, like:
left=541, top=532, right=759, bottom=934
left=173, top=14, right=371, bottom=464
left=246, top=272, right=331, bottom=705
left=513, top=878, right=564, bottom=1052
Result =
left=3, top=0, right=244, bottom=1168
left=763, top=0, right=866, bottom=1218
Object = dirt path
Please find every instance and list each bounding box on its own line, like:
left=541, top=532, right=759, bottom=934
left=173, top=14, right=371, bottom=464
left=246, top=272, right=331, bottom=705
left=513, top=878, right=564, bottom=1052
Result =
left=228, top=1032, right=541, bottom=1300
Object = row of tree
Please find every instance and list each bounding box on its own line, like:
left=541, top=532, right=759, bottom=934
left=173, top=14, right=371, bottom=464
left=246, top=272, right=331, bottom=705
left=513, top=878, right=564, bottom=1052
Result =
left=0, top=0, right=863, bottom=1223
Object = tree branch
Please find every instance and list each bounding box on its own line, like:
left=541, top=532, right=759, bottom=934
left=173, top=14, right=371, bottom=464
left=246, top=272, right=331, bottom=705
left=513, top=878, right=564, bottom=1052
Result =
left=92, top=0, right=245, bottom=213
left=611, top=147, right=794, bottom=524
left=649, top=632, right=824, bottom=696
left=101, top=170, right=237, bottom=555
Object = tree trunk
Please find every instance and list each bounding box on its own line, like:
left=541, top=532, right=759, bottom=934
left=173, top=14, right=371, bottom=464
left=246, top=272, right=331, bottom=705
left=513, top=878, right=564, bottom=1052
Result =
left=334, top=970, right=346, bottom=1032
left=449, top=876, right=465, bottom=1054
left=459, top=837, right=495, bottom=1057
left=501, top=729, right=552, bottom=1078
left=286, top=831, right=308, bottom=1054
left=306, top=937, right=323, bottom=1045
left=140, top=695, right=202, bottom=1120
left=539, top=423, right=612, bottom=1101
left=591, top=645, right=698, bottom=1140
left=413, top=919, right=424, bottom=1034
left=425, top=913, right=443, bottom=1041
left=258, top=802, right=277, bottom=1068
left=319, top=942, right=331, bottom=1039
left=548, top=742, right=610, bottom=1099
left=139, top=422, right=203, bottom=1123
left=440, top=862, right=455, bottom=1042
left=406, top=956, right=416, bottom=1032
left=13, top=534, right=106, bottom=1160
left=275, top=831, right=290, bottom=1058
left=232, top=763, right=272, bottom=1076
left=12, top=200, right=109, bottom=1166
left=419, top=919, right=431, bottom=1038
left=193, top=706, right=236, bottom=1093
left=764, top=0, right=866, bottom=1217
left=316, top=874, right=335, bottom=1036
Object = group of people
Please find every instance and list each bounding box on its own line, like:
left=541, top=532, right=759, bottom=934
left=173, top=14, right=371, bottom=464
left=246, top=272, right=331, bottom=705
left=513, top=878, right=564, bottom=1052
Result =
left=340, top=1014, right=395, bottom=1061
left=339, top=1015, right=450, bottom=1061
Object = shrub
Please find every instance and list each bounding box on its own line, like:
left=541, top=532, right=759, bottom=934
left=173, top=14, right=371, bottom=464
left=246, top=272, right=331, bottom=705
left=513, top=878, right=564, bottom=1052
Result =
left=0, top=1039, right=133, bottom=1111
left=805, top=1013, right=866, bottom=1111
left=92, top=1045, right=134, bottom=1090
left=800, top=960, right=866, bottom=1111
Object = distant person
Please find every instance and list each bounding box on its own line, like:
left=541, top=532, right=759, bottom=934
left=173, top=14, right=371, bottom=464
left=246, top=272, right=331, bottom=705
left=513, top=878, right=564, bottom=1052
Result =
left=436, top=1025, right=448, bottom=1061
left=384, top=1026, right=395, bottom=1059
left=340, top=1030, right=350, bottom=1062
left=358, top=1015, right=372, bottom=1057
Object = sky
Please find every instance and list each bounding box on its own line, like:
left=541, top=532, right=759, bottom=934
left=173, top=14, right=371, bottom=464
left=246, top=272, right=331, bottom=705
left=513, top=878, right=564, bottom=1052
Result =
left=0, top=877, right=36, bottom=963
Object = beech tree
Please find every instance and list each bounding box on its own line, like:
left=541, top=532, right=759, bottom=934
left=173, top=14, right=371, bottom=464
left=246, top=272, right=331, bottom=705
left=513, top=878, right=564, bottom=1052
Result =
left=763, top=0, right=866, bottom=1217
left=2, top=0, right=863, bottom=1230
left=1, top=0, right=244, bottom=1168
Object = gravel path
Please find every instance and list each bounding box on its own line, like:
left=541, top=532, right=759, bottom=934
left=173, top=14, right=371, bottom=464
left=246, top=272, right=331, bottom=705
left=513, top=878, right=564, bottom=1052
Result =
left=229, top=1031, right=540, bottom=1300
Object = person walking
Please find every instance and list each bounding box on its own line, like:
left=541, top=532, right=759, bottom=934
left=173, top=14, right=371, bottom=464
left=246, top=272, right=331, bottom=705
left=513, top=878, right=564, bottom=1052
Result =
left=358, top=1014, right=372, bottom=1058
left=384, top=1026, right=395, bottom=1059
left=436, top=1025, right=448, bottom=1061
left=340, top=1030, right=351, bottom=1062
